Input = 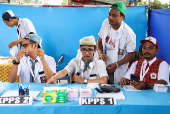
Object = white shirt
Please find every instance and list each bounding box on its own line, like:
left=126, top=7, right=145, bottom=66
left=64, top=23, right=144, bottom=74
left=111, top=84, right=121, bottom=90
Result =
left=17, top=55, right=56, bottom=83
left=98, top=18, right=136, bottom=84
left=65, top=57, right=108, bottom=80
left=76, top=49, right=99, bottom=59
left=16, top=18, right=37, bottom=39
left=124, top=57, right=169, bottom=85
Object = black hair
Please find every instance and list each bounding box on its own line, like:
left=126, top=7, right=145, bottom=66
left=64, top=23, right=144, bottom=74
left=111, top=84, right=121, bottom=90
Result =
left=3, top=17, right=18, bottom=22
left=80, top=45, right=96, bottom=49
left=139, top=45, right=143, bottom=56
left=120, top=12, right=124, bottom=17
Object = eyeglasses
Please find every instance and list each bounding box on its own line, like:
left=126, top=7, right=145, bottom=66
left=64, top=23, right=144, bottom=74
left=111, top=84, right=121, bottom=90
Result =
left=81, top=48, right=94, bottom=53
left=21, top=43, right=31, bottom=48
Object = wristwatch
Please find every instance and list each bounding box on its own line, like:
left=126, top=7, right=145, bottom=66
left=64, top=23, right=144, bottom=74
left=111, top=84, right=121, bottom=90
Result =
left=145, top=83, right=150, bottom=90
left=12, top=60, right=20, bottom=65
left=84, top=79, right=88, bottom=84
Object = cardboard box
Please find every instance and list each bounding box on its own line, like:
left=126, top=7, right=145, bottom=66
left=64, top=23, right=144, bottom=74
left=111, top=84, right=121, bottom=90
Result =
left=43, top=87, right=66, bottom=103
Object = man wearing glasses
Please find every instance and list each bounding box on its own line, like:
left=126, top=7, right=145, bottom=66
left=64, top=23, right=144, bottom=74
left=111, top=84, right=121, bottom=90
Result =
left=97, top=2, right=136, bottom=84
left=8, top=34, right=56, bottom=83
left=46, top=36, right=108, bottom=86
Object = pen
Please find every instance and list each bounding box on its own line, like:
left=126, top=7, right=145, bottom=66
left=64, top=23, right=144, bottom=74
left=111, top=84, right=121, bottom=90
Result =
left=27, top=85, right=30, bottom=90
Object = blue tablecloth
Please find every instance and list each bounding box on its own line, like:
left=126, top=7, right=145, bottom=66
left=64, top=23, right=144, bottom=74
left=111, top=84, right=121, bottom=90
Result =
left=0, top=82, right=170, bottom=114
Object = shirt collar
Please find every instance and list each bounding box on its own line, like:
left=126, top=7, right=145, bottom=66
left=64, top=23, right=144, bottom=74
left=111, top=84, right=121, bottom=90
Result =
left=16, top=18, right=21, bottom=29
left=109, top=21, right=124, bottom=34
left=27, top=56, right=40, bottom=62
left=143, top=57, right=157, bottom=66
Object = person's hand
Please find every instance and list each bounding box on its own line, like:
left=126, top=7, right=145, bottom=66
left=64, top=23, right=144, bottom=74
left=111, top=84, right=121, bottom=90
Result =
left=16, top=49, right=28, bottom=62
left=130, top=81, right=146, bottom=90
left=46, top=76, right=57, bottom=87
left=99, top=54, right=107, bottom=62
left=120, top=78, right=130, bottom=87
left=107, top=63, right=117, bottom=74
left=36, top=48, right=45, bottom=61
left=8, top=41, right=18, bottom=48
left=72, top=75, right=84, bottom=83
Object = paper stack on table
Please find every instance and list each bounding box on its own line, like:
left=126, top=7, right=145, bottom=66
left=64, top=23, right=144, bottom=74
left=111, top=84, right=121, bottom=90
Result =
left=79, top=87, right=92, bottom=97
left=153, top=84, right=168, bottom=92
left=66, top=87, right=79, bottom=101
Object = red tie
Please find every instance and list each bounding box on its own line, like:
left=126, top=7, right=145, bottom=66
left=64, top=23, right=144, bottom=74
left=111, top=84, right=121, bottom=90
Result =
left=145, top=63, right=149, bottom=71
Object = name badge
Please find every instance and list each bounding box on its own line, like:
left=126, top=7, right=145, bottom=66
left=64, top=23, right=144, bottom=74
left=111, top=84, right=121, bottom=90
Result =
left=118, top=49, right=124, bottom=55
left=150, top=73, right=157, bottom=79
left=79, top=97, right=114, bottom=105
left=0, top=96, right=33, bottom=105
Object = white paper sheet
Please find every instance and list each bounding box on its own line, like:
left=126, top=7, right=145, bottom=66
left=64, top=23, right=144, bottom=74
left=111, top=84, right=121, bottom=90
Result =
left=0, top=60, right=9, bottom=64
left=10, top=45, right=18, bottom=57
left=96, top=91, right=125, bottom=105
left=123, top=85, right=141, bottom=91
left=1, top=90, right=40, bottom=99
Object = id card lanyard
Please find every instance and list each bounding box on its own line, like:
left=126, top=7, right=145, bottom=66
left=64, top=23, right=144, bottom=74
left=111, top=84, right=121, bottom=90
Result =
left=27, top=58, right=40, bottom=82
left=140, top=63, right=150, bottom=81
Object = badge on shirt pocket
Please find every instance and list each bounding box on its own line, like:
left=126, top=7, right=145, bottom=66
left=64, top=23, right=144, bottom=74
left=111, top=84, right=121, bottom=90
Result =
left=89, top=74, right=97, bottom=79
left=118, top=49, right=124, bottom=55
left=150, top=73, right=157, bottom=79
left=40, top=76, right=47, bottom=83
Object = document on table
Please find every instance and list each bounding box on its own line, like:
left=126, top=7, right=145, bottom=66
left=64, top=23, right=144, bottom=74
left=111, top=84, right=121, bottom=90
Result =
left=96, top=91, right=125, bottom=105
left=123, top=85, right=141, bottom=91
left=1, top=90, right=40, bottom=99
left=0, top=60, right=9, bottom=64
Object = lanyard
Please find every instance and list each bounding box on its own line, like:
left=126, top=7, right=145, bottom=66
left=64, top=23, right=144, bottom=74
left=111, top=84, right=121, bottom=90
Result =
left=27, top=57, right=40, bottom=81
left=140, top=63, right=150, bottom=81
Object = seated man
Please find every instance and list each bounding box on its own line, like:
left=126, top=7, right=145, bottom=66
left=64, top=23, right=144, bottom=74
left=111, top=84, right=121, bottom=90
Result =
left=120, top=37, right=169, bottom=90
left=46, top=36, right=108, bottom=86
left=8, top=34, right=56, bottom=83
left=76, top=36, right=99, bottom=59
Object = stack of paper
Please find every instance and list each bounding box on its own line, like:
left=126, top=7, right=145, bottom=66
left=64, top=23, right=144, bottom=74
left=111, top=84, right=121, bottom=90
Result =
left=123, top=85, right=141, bottom=91
left=79, top=87, right=92, bottom=98
left=153, top=84, right=168, bottom=92
left=0, top=81, right=4, bottom=94
left=66, top=87, right=79, bottom=101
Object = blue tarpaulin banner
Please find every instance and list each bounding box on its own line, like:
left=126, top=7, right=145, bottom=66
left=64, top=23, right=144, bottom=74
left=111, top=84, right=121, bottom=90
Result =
left=0, top=4, right=147, bottom=70
left=148, top=9, right=170, bottom=64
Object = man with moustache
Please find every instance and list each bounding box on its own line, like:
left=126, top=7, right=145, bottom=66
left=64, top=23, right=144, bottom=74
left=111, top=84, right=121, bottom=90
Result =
left=120, top=37, right=169, bottom=90
left=97, top=2, right=136, bottom=84
left=8, top=34, right=56, bottom=83
left=46, top=36, right=108, bottom=86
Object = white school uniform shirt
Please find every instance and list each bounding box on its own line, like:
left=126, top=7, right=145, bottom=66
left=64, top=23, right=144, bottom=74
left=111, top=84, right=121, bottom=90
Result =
left=17, top=55, right=56, bottom=83
left=98, top=18, right=136, bottom=84
left=10, top=18, right=37, bottom=55
left=16, top=18, right=37, bottom=39
left=65, top=57, right=108, bottom=80
left=124, top=57, right=169, bottom=85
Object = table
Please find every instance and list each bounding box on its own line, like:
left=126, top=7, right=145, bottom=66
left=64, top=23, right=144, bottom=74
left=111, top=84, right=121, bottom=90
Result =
left=0, top=57, right=20, bottom=82
left=0, top=82, right=170, bottom=114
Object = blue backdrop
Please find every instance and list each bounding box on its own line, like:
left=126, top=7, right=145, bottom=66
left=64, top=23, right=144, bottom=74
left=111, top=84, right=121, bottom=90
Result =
left=148, top=9, right=170, bottom=64
left=0, top=4, right=147, bottom=70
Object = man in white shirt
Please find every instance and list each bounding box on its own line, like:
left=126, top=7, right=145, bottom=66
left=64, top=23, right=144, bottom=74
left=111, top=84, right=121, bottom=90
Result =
left=46, top=36, right=108, bottom=86
left=8, top=34, right=56, bottom=83
left=120, top=37, right=169, bottom=90
left=97, top=2, right=136, bottom=84
left=2, top=10, right=37, bottom=48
